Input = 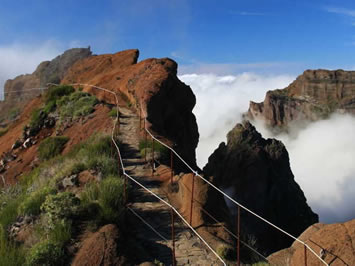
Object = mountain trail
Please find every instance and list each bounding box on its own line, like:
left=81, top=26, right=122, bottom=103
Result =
left=118, top=106, right=223, bottom=265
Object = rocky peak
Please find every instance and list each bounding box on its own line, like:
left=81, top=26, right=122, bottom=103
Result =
left=247, top=69, right=355, bottom=128
left=203, top=120, right=318, bottom=254
left=62, top=49, right=199, bottom=168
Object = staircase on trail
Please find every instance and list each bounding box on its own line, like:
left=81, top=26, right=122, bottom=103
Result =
left=118, top=106, right=223, bottom=265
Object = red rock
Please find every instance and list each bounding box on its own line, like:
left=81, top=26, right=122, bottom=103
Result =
left=72, top=224, right=126, bottom=266
left=268, top=219, right=355, bottom=266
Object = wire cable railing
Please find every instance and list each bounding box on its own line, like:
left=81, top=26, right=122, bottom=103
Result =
left=139, top=102, right=329, bottom=266
left=46, top=83, right=226, bottom=266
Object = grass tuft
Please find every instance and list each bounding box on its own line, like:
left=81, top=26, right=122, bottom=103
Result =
left=38, top=136, right=69, bottom=161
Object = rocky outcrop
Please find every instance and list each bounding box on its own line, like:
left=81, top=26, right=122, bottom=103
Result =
left=0, top=48, right=92, bottom=123
left=62, top=49, right=199, bottom=168
left=203, top=121, right=318, bottom=255
left=248, top=69, right=355, bottom=128
left=268, top=219, right=355, bottom=266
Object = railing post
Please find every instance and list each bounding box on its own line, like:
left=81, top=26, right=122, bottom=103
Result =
left=304, top=245, right=307, bottom=266
left=124, top=175, right=127, bottom=206
left=152, top=138, right=155, bottom=177
left=144, top=122, right=147, bottom=163
left=139, top=104, right=141, bottom=129
left=237, top=205, right=240, bottom=266
left=189, top=174, right=195, bottom=225
left=171, top=208, right=176, bottom=266
left=170, top=150, right=174, bottom=184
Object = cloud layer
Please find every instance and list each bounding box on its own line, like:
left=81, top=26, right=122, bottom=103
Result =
left=179, top=73, right=294, bottom=166
left=255, top=115, right=355, bottom=223
left=181, top=73, right=355, bottom=223
left=0, top=41, right=61, bottom=99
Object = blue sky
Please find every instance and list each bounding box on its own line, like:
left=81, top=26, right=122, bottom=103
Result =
left=1, top=0, right=355, bottom=75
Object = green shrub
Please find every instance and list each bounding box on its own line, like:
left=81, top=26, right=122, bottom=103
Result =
left=99, top=177, right=124, bottom=210
left=70, top=162, right=87, bottom=175
left=87, top=156, right=117, bottom=176
left=43, top=100, right=56, bottom=114
left=56, top=95, right=70, bottom=107
left=41, top=192, right=80, bottom=227
left=80, top=176, right=125, bottom=224
left=18, top=187, right=56, bottom=216
left=0, top=195, right=24, bottom=233
left=69, top=91, right=90, bottom=101
left=25, top=240, right=65, bottom=266
left=80, top=182, right=100, bottom=205
left=57, top=91, right=98, bottom=121
left=48, top=221, right=72, bottom=246
left=38, top=136, right=69, bottom=161
left=45, top=85, right=75, bottom=104
left=29, top=108, right=47, bottom=131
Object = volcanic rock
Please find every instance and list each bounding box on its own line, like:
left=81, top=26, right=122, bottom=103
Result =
left=268, top=219, right=355, bottom=266
left=62, top=49, right=199, bottom=168
left=248, top=69, right=355, bottom=129
left=203, top=120, right=318, bottom=254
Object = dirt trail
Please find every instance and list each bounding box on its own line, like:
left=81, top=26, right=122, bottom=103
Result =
left=118, top=106, right=223, bottom=265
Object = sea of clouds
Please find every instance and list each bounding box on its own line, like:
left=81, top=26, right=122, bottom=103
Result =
left=180, top=73, right=355, bottom=223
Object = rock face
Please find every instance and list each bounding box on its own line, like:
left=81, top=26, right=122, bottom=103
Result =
left=0, top=48, right=92, bottom=123
left=268, top=219, right=355, bottom=266
left=62, top=49, right=199, bottom=168
left=248, top=69, right=355, bottom=128
left=203, top=121, right=318, bottom=255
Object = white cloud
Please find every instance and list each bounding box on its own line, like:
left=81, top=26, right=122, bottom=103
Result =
left=181, top=72, right=355, bottom=224
left=0, top=41, right=61, bottom=99
left=179, top=62, right=303, bottom=76
left=254, top=115, right=355, bottom=223
left=325, top=7, right=355, bottom=17
left=231, top=11, right=267, bottom=16
left=179, top=73, right=295, bottom=167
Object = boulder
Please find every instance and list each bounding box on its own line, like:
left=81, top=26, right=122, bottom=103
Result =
left=62, top=174, right=78, bottom=188
left=203, top=120, right=318, bottom=255
left=23, top=138, right=32, bottom=149
left=268, top=219, right=355, bottom=266
left=72, top=224, right=126, bottom=266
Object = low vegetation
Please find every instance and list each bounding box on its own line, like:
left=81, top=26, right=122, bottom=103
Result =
left=0, top=134, right=125, bottom=265
left=27, top=85, right=98, bottom=135
left=57, top=91, right=98, bottom=121
left=38, top=136, right=69, bottom=161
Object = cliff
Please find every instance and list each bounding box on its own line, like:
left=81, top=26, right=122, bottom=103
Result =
left=62, top=49, right=199, bottom=168
left=248, top=69, right=355, bottom=128
left=203, top=120, right=318, bottom=255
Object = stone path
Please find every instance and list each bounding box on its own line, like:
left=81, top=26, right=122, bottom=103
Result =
left=118, top=106, right=223, bottom=266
